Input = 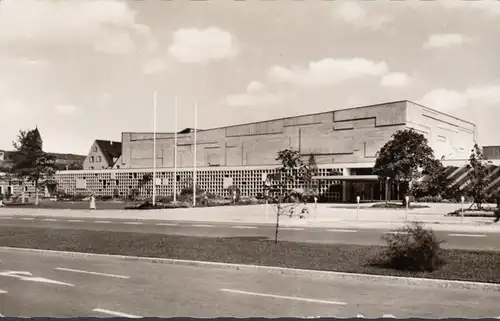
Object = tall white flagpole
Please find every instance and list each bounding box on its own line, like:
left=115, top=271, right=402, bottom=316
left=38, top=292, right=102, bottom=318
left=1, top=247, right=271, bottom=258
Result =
left=173, top=96, right=178, bottom=203
left=193, top=101, right=198, bottom=207
left=152, top=91, right=157, bottom=207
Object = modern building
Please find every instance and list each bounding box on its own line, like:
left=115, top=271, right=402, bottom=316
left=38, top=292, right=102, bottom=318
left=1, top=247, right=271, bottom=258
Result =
left=51, top=100, right=495, bottom=202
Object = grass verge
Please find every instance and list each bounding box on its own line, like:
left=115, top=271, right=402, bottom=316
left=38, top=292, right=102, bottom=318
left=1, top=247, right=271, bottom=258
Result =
left=371, top=202, right=430, bottom=210
left=0, top=226, right=498, bottom=284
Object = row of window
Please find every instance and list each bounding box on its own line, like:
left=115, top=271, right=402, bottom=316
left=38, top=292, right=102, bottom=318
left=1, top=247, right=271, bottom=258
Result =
left=89, top=155, right=102, bottom=163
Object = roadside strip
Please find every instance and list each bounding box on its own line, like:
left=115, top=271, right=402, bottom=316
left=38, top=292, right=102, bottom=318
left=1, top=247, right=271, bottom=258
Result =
left=1, top=246, right=498, bottom=293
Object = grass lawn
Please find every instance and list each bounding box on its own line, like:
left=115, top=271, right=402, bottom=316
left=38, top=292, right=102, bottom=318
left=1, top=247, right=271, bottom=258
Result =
left=0, top=226, right=498, bottom=284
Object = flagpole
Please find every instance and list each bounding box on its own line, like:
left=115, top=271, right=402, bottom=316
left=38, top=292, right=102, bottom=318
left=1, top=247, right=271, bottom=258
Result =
left=173, top=96, right=178, bottom=203
left=152, top=91, right=157, bottom=207
left=193, top=101, right=198, bottom=207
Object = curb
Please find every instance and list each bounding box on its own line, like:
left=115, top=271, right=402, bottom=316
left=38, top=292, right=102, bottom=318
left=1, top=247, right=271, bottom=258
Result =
left=1, top=246, right=498, bottom=292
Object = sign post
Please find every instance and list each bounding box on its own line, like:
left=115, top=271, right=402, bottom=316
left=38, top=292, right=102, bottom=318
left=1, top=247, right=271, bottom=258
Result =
left=461, top=195, right=465, bottom=223
left=356, top=196, right=360, bottom=220
left=264, top=188, right=269, bottom=221
left=405, top=196, right=409, bottom=221
left=89, top=194, right=96, bottom=210
left=314, top=196, right=318, bottom=220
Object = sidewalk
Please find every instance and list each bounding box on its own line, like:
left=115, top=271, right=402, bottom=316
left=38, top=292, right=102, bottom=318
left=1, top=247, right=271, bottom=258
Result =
left=1, top=203, right=499, bottom=233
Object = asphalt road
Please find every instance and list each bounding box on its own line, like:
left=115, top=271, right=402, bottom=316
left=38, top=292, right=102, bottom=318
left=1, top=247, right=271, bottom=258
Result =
left=0, top=248, right=498, bottom=318
left=0, top=215, right=499, bottom=251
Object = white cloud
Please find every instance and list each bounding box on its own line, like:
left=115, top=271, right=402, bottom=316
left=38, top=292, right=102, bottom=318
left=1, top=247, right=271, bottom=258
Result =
left=0, top=0, right=153, bottom=55
left=267, top=58, right=389, bottom=87
left=168, top=28, right=237, bottom=64
left=380, top=72, right=412, bottom=87
left=465, top=85, right=500, bottom=104
left=440, top=0, right=500, bottom=16
left=246, top=81, right=265, bottom=93
left=142, top=58, right=169, bottom=75
left=423, top=34, right=468, bottom=49
left=420, top=89, right=468, bottom=111
left=53, top=104, right=79, bottom=115
left=333, top=2, right=392, bottom=30
left=226, top=80, right=283, bottom=107
left=420, top=85, right=500, bottom=111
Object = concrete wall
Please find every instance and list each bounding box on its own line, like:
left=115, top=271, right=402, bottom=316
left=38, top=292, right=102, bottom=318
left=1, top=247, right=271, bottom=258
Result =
left=484, top=146, right=500, bottom=160
left=120, top=101, right=408, bottom=169
left=405, top=102, right=476, bottom=161
left=83, top=141, right=110, bottom=170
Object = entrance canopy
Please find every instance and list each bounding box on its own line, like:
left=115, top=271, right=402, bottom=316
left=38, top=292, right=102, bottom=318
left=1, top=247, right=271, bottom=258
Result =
left=312, top=175, right=379, bottom=182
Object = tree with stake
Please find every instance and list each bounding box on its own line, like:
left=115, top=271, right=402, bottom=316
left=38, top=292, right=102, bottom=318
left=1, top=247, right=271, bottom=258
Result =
left=264, top=148, right=314, bottom=244
left=465, top=143, right=493, bottom=210
left=11, top=128, right=56, bottom=206
left=373, top=129, right=436, bottom=206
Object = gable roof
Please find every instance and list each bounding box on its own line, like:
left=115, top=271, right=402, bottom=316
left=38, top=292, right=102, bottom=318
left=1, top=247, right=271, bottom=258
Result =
left=95, top=140, right=122, bottom=167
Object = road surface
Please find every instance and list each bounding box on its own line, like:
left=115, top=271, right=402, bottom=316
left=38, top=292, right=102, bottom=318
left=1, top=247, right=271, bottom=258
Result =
left=0, top=248, right=498, bottom=318
left=0, top=215, right=499, bottom=251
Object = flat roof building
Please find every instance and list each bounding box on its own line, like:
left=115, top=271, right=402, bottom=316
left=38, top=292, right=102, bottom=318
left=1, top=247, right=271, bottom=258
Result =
left=53, top=100, right=484, bottom=202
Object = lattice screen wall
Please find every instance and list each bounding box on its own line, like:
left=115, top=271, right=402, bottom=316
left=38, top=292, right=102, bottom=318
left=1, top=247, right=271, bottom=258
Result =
left=54, top=167, right=344, bottom=201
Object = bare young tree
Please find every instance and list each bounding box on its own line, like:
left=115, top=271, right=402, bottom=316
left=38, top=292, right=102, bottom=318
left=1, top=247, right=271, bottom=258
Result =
left=264, top=148, right=314, bottom=244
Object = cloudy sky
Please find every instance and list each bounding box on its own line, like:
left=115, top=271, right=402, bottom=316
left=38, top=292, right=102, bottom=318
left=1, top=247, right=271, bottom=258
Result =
left=1, top=0, right=499, bottom=155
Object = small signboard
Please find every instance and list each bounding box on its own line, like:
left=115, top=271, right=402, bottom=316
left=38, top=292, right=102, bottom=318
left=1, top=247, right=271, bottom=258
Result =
left=223, top=177, right=233, bottom=189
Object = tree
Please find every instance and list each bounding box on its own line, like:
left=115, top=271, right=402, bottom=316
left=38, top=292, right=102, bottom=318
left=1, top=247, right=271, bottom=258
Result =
left=139, top=173, right=153, bottom=197
left=68, top=161, right=83, bottom=170
left=465, top=143, right=492, bottom=210
left=413, top=158, right=460, bottom=200
left=306, top=154, right=319, bottom=200
left=373, top=129, right=436, bottom=205
left=264, top=148, right=313, bottom=243
left=11, top=128, right=56, bottom=205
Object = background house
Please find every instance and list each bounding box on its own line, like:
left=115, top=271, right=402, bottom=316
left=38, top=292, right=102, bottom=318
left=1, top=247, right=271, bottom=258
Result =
left=83, top=140, right=122, bottom=170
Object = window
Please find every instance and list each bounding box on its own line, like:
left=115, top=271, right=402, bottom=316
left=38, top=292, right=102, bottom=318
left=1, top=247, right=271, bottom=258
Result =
left=93, top=146, right=97, bottom=152
left=90, top=156, right=94, bottom=163
left=97, top=156, right=102, bottom=162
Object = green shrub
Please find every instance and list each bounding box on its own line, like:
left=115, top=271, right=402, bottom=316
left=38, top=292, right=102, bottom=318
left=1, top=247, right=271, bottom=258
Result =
left=96, top=195, right=113, bottom=201
left=237, top=197, right=259, bottom=205
left=380, top=222, right=444, bottom=272
left=164, top=201, right=191, bottom=209
left=157, top=196, right=173, bottom=203
left=180, top=187, right=205, bottom=196
left=208, top=199, right=232, bottom=206
left=415, top=195, right=443, bottom=203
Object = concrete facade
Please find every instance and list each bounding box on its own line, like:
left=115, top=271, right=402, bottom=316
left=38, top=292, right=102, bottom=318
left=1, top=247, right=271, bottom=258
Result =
left=48, top=101, right=479, bottom=202
left=118, top=101, right=474, bottom=170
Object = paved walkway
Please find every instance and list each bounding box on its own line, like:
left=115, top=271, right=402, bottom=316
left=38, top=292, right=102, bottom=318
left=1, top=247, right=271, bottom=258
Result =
left=1, top=203, right=499, bottom=233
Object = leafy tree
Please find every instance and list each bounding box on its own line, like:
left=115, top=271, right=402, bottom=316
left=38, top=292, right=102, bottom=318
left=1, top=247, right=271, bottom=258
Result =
left=465, top=143, right=493, bottom=210
left=413, top=159, right=460, bottom=200
left=68, top=161, right=83, bottom=170
left=373, top=129, right=436, bottom=205
left=11, top=128, right=56, bottom=205
left=305, top=154, right=319, bottom=200
left=264, top=148, right=313, bottom=243
left=227, top=185, right=241, bottom=203
left=139, top=172, right=153, bottom=196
